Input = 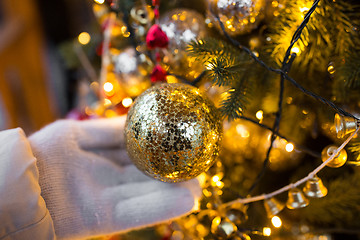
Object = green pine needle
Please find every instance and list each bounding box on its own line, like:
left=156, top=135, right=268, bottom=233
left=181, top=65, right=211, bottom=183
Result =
left=220, top=84, right=251, bottom=120
left=348, top=139, right=360, bottom=161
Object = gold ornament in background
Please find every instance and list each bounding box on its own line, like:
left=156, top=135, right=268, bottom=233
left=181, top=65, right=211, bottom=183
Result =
left=125, top=83, right=223, bottom=182
left=130, top=4, right=154, bottom=26
left=129, top=4, right=154, bottom=39
left=206, top=0, right=265, bottom=36
left=321, top=145, right=347, bottom=168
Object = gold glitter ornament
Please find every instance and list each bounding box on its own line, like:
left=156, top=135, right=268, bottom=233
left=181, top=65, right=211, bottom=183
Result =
left=125, top=83, right=223, bottom=182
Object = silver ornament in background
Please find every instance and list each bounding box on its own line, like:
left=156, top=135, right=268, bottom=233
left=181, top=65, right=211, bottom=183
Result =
left=112, top=47, right=152, bottom=97
left=159, top=9, right=207, bottom=79
left=160, top=9, right=207, bottom=51
left=206, top=0, right=265, bottom=36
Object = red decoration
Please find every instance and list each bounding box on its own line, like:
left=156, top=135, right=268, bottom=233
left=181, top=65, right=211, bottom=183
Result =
left=150, top=64, right=167, bottom=82
left=154, top=8, right=160, bottom=19
left=155, top=52, right=162, bottom=62
left=152, top=0, right=160, bottom=6
left=146, top=24, right=169, bottom=49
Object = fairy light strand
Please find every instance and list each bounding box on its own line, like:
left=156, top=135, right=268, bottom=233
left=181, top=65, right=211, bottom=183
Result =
left=239, top=115, right=321, bottom=158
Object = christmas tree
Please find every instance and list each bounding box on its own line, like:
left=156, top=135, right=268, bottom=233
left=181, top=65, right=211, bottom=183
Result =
left=63, top=0, right=360, bottom=239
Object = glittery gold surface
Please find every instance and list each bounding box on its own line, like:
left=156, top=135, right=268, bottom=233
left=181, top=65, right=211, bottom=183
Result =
left=125, top=83, right=223, bottom=182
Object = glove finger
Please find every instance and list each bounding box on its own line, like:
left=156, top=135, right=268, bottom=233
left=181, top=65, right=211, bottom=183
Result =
left=90, top=148, right=133, bottom=166
left=77, top=116, right=127, bottom=149
left=101, top=179, right=176, bottom=202
left=84, top=151, right=152, bottom=186
left=112, top=187, right=196, bottom=231
left=178, top=178, right=202, bottom=200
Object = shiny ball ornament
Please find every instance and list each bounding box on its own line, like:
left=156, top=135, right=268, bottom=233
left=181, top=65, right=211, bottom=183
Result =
left=206, top=0, right=265, bottom=36
left=112, top=48, right=152, bottom=97
left=321, top=145, right=347, bottom=168
left=125, top=83, right=223, bottom=182
left=160, top=9, right=207, bottom=79
left=160, top=9, right=206, bottom=51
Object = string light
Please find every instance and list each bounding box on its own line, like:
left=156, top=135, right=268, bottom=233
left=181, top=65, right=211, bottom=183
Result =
left=271, top=216, right=282, bottom=228
left=300, top=7, right=310, bottom=12
left=256, top=110, right=264, bottom=121
left=103, top=82, right=114, bottom=93
left=212, top=175, right=220, bottom=182
left=263, top=227, right=271, bottom=236
left=290, top=46, right=300, bottom=54
left=285, top=143, right=294, bottom=152
left=93, top=0, right=105, bottom=4
left=78, top=32, right=91, bottom=45
left=122, top=97, right=133, bottom=108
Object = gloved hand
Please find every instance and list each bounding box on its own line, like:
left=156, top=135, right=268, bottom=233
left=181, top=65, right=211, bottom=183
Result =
left=29, top=117, right=201, bottom=240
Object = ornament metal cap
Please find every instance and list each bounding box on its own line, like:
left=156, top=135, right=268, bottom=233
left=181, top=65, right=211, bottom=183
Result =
left=264, top=197, right=285, bottom=218
left=286, top=188, right=309, bottom=209
left=334, top=113, right=359, bottom=138
left=303, top=175, right=328, bottom=198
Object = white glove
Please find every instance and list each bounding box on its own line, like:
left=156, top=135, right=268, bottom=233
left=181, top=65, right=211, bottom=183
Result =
left=29, top=117, right=201, bottom=240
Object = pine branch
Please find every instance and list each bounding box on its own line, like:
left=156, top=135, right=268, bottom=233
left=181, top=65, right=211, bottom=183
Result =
left=187, top=37, right=244, bottom=63
left=267, top=0, right=360, bottom=73
left=206, top=56, right=246, bottom=87
left=220, top=82, right=251, bottom=120
left=187, top=37, right=255, bottom=118
left=338, top=51, right=360, bottom=89
left=348, top=139, right=360, bottom=161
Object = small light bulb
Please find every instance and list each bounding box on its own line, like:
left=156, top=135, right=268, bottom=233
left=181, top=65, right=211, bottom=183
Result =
left=78, top=32, right=91, bottom=45
left=271, top=216, right=282, bottom=228
left=103, top=82, right=114, bottom=93
left=122, top=97, right=133, bottom=108
left=94, top=0, right=105, bottom=4
left=256, top=110, right=264, bottom=120
left=215, top=181, right=224, bottom=188
left=300, top=7, right=309, bottom=12
left=263, top=227, right=271, bottom=236
left=212, top=175, right=220, bottom=183
left=291, top=47, right=300, bottom=54
left=285, top=143, right=294, bottom=152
